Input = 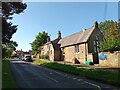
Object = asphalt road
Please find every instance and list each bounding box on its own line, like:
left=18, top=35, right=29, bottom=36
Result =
left=10, top=59, right=118, bottom=89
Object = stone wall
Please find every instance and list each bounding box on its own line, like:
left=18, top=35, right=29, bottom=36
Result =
left=49, top=44, right=54, bottom=61
left=41, top=44, right=49, bottom=55
left=41, top=43, right=55, bottom=61
left=36, top=53, right=40, bottom=58
left=64, top=46, right=74, bottom=62
left=86, top=51, right=120, bottom=68
left=64, top=43, right=119, bottom=68
left=41, top=43, right=62, bottom=61
left=64, top=44, right=86, bottom=63
left=97, top=51, right=120, bottom=68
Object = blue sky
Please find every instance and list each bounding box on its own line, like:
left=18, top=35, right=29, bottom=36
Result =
left=11, top=2, right=118, bottom=51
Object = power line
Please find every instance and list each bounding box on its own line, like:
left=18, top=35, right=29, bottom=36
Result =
left=103, top=0, right=108, bottom=21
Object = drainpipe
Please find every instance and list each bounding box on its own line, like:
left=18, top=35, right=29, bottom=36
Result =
left=85, top=43, right=87, bottom=62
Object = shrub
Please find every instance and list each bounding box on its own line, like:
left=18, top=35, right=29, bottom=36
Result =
left=99, top=37, right=120, bottom=52
left=40, top=54, right=49, bottom=59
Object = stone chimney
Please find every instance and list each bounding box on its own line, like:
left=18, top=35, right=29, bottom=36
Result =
left=58, top=31, right=61, bottom=39
left=83, top=29, right=86, bottom=32
left=47, top=36, right=50, bottom=42
left=94, top=21, right=98, bottom=28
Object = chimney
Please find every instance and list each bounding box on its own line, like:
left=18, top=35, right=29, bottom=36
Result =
left=94, top=21, right=98, bottom=28
left=47, top=36, right=50, bottom=42
left=83, top=29, right=86, bottom=32
left=58, top=31, right=61, bottom=39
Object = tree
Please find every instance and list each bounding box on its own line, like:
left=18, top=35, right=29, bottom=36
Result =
left=2, top=2, right=27, bottom=43
left=99, top=20, right=120, bottom=52
left=31, top=31, right=48, bottom=54
left=2, top=2, right=27, bottom=58
left=2, top=41, right=18, bottom=58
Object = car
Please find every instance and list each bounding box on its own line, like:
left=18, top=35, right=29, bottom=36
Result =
left=24, top=54, right=32, bottom=62
left=19, top=55, right=24, bottom=60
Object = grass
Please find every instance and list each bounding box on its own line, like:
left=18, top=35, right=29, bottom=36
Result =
left=2, top=58, right=17, bottom=88
left=33, top=58, right=120, bottom=87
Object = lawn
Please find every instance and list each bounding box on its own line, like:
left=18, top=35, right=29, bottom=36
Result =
left=2, top=58, right=17, bottom=88
left=33, top=58, right=120, bottom=87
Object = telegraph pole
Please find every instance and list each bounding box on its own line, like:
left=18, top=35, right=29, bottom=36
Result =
left=117, top=1, right=120, bottom=29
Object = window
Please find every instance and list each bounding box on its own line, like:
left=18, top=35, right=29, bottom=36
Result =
left=74, top=45, right=79, bottom=53
left=51, top=50, right=52, bottom=54
left=96, top=35, right=99, bottom=41
left=62, top=48, right=65, bottom=54
left=93, top=40, right=99, bottom=53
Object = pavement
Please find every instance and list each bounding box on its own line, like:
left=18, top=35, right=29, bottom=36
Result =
left=9, top=59, right=119, bottom=89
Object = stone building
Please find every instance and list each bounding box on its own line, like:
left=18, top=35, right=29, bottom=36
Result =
left=16, top=49, right=23, bottom=58
left=58, top=21, right=103, bottom=64
left=41, top=31, right=62, bottom=61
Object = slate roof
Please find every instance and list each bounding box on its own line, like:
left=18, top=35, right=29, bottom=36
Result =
left=51, top=38, right=61, bottom=50
left=43, top=38, right=61, bottom=51
left=58, top=26, right=95, bottom=47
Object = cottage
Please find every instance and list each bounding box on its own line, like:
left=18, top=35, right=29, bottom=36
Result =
left=58, top=21, right=103, bottom=64
left=16, top=50, right=23, bottom=58
left=41, top=31, right=62, bottom=61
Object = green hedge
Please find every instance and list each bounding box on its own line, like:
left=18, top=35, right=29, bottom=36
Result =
left=40, top=54, right=49, bottom=59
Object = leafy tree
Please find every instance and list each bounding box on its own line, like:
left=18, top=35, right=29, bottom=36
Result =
left=2, top=2, right=27, bottom=43
left=2, top=2, right=27, bottom=58
left=31, top=31, right=48, bottom=54
left=2, top=41, right=18, bottom=58
left=99, top=20, right=120, bottom=52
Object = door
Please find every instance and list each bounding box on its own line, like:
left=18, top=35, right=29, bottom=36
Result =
left=92, top=40, right=99, bottom=64
left=92, top=53, right=99, bottom=64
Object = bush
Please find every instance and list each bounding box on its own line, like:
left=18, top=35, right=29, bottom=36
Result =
left=40, top=54, right=49, bottom=59
left=11, top=53, right=17, bottom=58
left=99, top=37, right=120, bottom=52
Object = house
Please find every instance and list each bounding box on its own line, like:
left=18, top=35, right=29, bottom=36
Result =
left=16, top=49, right=23, bottom=58
left=40, top=31, right=62, bottom=61
left=58, top=21, right=103, bottom=64
left=16, top=50, right=31, bottom=59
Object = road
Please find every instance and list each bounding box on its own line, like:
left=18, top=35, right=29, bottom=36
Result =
left=10, top=59, right=118, bottom=89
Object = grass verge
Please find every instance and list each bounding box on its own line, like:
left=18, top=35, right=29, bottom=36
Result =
left=33, top=59, right=120, bottom=87
left=2, top=58, right=17, bottom=88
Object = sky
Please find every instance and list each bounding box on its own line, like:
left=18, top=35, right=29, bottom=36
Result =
left=11, top=2, right=118, bottom=51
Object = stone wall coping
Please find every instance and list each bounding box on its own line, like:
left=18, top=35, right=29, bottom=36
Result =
left=99, top=51, right=120, bottom=54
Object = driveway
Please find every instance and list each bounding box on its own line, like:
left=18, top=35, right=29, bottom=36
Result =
left=10, top=59, right=118, bottom=89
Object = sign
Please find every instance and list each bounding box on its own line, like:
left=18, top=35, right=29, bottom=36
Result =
left=99, top=54, right=107, bottom=60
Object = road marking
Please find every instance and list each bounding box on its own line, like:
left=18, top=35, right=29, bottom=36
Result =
left=43, top=74, right=59, bottom=83
left=30, top=62, right=101, bottom=88
left=84, top=81, right=101, bottom=90
left=50, top=72, right=52, bottom=74
left=73, top=78, right=77, bottom=80
left=41, top=67, right=86, bottom=83
left=77, top=79, right=82, bottom=81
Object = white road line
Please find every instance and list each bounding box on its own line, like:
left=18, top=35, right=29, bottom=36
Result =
left=43, top=74, right=59, bottom=83
left=77, top=79, right=82, bottom=81
left=84, top=81, right=101, bottom=90
left=41, top=67, right=85, bottom=82
left=30, top=62, right=101, bottom=88
left=72, top=77, right=78, bottom=80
